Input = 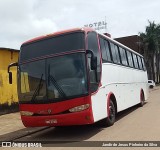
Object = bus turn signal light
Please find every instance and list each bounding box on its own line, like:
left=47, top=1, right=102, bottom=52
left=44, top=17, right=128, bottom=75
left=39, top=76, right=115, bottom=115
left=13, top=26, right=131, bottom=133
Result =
left=69, top=104, right=90, bottom=113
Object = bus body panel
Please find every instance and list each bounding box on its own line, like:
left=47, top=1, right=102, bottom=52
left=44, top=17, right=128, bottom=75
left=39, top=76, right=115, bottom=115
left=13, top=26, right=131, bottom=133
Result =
left=91, top=63, right=148, bottom=122
left=91, top=88, right=108, bottom=123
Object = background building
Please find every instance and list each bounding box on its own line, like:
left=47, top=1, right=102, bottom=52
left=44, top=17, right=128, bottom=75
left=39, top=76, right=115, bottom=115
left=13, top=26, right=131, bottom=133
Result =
left=0, top=47, right=19, bottom=114
left=114, top=35, right=144, bottom=55
left=114, top=35, right=159, bottom=81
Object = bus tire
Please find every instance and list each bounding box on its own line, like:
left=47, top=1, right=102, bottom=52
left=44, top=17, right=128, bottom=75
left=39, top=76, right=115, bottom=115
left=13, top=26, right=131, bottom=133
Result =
left=106, top=100, right=116, bottom=126
left=149, top=85, right=153, bottom=89
left=99, top=99, right=116, bottom=127
left=139, top=91, right=145, bottom=107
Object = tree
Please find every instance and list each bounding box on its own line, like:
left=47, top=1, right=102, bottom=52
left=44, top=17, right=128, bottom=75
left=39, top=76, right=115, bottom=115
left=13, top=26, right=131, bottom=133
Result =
left=139, top=21, right=160, bottom=83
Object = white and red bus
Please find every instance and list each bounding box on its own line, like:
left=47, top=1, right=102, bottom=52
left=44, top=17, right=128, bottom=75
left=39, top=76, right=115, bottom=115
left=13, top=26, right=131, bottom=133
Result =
left=8, top=27, right=148, bottom=127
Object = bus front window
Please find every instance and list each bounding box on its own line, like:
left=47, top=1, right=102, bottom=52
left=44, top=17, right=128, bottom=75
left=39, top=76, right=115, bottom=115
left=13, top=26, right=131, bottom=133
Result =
left=19, top=60, right=47, bottom=102
left=47, top=53, right=88, bottom=100
left=18, top=53, right=88, bottom=103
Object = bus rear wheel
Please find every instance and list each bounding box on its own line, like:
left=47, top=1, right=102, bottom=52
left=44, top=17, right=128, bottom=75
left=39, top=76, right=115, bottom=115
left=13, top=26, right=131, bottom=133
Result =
left=139, top=91, right=145, bottom=107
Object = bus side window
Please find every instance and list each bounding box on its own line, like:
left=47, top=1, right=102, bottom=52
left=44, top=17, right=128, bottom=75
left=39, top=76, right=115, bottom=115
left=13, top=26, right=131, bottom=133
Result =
left=126, top=51, right=134, bottom=67
left=110, top=42, right=120, bottom=64
left=99, top=37, right=111, bottom=62
left=87, top=32, right=101, bottom=92
left=137, top=56, right=143, bottom=70
left=119, top=47, right=128, bottom=66
left=132, top=53, right=139, bottom=69
left=99, top=38, right=107, bottom=62
left=88, top=32, right=100, bottom=70
left=104, top=40, right=112, bottom=62
left=141, top=58, right=146, bottom=70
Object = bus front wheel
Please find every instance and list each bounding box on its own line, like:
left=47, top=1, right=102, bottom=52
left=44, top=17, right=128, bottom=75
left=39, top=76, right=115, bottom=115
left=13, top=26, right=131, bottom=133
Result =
left=106, top=100, right=116, bottom=126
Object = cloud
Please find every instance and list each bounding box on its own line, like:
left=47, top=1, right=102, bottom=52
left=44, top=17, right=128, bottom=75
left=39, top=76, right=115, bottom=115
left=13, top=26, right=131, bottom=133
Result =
left=0, top=0, right=160, bottom=49
left=0, top=0, right=58, bottom=49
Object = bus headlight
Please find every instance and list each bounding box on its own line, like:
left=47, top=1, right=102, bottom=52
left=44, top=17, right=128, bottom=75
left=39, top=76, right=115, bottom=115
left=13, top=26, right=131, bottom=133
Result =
left=20, top=111, right=33, bottom=116
left=69, top=104, right=90, bottom=112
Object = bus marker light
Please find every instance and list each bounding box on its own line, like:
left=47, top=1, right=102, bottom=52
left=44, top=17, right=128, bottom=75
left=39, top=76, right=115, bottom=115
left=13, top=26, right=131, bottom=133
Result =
left=69, top=104, right=90, bottom=113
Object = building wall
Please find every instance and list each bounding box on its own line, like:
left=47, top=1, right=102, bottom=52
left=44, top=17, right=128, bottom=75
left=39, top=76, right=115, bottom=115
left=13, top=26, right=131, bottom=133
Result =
left=0, top=49, right=19, bottom=105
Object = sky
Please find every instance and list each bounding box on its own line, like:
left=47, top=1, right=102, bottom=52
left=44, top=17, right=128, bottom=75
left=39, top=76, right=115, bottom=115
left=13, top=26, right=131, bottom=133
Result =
left=0, top=0, right=160, bottom=49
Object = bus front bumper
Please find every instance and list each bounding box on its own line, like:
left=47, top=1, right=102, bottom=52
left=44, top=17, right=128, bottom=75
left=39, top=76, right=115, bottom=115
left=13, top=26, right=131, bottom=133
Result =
left=21, top=109, right=94, bottom=127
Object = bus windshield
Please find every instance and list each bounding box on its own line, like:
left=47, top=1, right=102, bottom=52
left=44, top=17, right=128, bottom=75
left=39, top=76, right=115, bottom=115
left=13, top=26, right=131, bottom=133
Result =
left=18, top=53, right=88, bottom=103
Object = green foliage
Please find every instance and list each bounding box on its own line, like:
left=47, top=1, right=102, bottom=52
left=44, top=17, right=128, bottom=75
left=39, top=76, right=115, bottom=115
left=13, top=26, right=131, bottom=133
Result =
left=139, top=20, right=160, bottom=53
left=139, top=20, right=160, bottom=82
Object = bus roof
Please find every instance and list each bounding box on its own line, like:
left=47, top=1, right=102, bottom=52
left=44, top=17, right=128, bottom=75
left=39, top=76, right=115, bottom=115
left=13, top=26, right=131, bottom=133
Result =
left=22, top=27, right=143, bottom=57
left=22, top=27, right=94, bottom=45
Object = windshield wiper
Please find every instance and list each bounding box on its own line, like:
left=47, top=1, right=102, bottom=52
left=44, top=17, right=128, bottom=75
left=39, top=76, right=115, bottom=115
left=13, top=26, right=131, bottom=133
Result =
left=48, top=75, right=66, bottom=98
left=48, top=65, right=66, bottom=98
left=31, top=74, right=43, bottom=101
